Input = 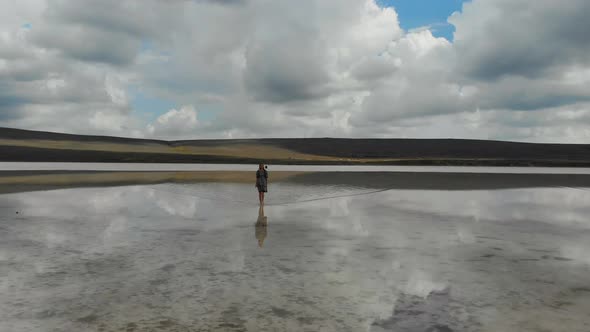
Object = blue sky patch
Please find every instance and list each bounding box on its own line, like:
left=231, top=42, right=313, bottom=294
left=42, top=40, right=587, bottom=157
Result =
left=129, top=87, right=176, bottom=122
left=377, top=0, right=467, bottom=40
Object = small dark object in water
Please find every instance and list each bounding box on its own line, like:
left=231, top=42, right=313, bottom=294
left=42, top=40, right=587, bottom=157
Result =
left=16, top=211, right=18, bottom=214
left=426, top=325, right=454, bottom=332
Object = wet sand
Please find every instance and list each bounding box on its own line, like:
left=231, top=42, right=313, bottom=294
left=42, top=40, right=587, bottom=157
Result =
left=1, top=171, right=590, bottom=331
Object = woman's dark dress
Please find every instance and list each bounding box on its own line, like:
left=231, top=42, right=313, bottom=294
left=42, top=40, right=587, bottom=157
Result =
left=256, top=169, right=268, bottom=193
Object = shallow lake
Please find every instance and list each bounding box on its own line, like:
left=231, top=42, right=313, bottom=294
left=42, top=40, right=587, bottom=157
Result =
left=3, top=162, right=590, bottom=174
left=1, top=171, right=590, bottom=331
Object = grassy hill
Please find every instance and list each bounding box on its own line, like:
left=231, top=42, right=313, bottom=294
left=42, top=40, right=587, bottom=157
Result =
left=1, top=127, right=590, bottom=166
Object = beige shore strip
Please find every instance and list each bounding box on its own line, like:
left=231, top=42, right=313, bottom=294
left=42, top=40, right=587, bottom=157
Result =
left=0, top=139, right=338, bottom=161
left=0, top=139, right=408, bottom=163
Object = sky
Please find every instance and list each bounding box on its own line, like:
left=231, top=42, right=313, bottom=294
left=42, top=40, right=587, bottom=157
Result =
left=1, top=0, right=590, bottom=142
left=378, top=0, right=465, bottom=40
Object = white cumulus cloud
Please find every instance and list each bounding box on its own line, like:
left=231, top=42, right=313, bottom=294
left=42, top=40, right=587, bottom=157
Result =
left=147, top=105, right=200, bottom=139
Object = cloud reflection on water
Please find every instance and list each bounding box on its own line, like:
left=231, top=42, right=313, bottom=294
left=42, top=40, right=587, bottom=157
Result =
left=0, top=181, right=589, bottom=331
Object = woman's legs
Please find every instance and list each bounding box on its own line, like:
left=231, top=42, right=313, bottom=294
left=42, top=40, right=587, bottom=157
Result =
left=258, top=191, right=263, bottom=204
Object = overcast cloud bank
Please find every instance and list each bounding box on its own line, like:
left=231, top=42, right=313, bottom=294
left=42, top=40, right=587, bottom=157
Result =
left=1, top=0, right=589, bottom=142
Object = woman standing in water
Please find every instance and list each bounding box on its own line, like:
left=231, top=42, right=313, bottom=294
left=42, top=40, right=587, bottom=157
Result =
left=255, top=163, right=268, bottom=205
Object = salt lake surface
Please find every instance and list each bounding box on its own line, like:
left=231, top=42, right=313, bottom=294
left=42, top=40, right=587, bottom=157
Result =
left=1, top=170, right=590, bottom=331
left=3, top=162, right=590, bottom=174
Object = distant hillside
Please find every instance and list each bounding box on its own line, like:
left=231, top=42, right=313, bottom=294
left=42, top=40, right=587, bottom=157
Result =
left=1, top=127, right=590, bottom=166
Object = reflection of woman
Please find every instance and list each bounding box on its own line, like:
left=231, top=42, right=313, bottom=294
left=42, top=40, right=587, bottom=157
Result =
left=255, top=205, right=268, bottom=247
left=255, top=163, right=268, bottom=205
